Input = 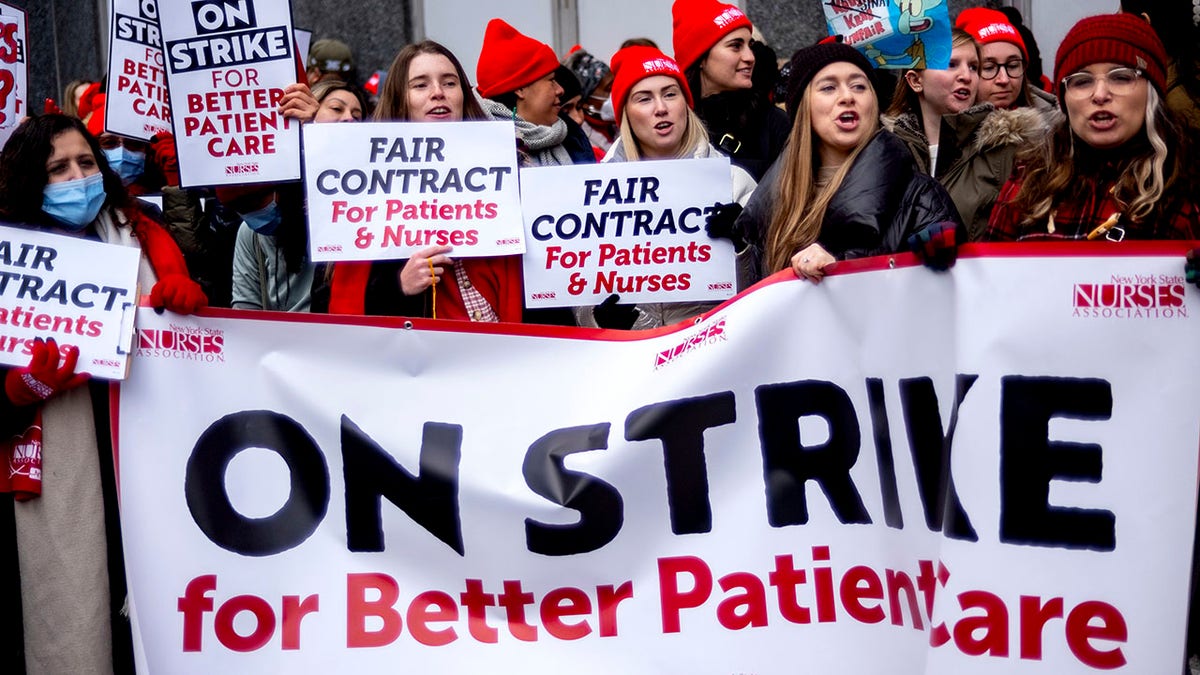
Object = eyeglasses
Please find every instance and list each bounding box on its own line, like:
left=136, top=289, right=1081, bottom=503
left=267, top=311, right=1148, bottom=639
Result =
left=979, top=59, right=1025, bottom=81
left=1061, top=67, right=1144, bottom=98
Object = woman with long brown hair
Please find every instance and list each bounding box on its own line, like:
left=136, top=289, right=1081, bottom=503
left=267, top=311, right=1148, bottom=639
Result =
left=736, top=42, right=961, bottom=282
left=326, top=40, right=524, bottom=322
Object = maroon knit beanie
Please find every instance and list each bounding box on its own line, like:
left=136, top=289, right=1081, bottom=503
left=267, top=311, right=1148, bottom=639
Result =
left=476, top=18, right=560, bottom=98
left=1054, top=13, right=1168, bottom=94
left=671, top=0, right=753, bottom=73
left=610, top=46, right=694, bottom=123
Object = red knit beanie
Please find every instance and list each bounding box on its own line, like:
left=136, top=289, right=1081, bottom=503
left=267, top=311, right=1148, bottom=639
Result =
left=85, top=94, right=107, bottom=137
left=610, top=46, right=694, bottom=123
left=475, top=18, right=560, bottom=98
left=955, top=8, right=1027, bottom=61
left=1054, top=13, right=1168, bottom=95
left=671, top=0, right=753, bottom=73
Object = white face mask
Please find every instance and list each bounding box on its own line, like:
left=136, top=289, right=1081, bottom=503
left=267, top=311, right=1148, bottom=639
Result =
left=600, top=96, right=616, bottom=122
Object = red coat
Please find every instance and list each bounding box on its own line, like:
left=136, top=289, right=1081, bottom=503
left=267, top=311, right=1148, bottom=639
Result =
left=328, top=256, right=524, bottom=322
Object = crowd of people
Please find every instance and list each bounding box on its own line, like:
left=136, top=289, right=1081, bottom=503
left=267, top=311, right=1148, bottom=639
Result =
left=1, top=0, right=1199, bottom=672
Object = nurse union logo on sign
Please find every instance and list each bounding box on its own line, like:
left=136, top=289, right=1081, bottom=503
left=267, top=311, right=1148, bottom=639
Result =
left=135, top=324, right=226, bottom=362
left=1073, top=273, right=1188, bottom=319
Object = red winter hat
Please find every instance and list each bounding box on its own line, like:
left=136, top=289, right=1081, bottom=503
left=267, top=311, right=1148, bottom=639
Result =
left=955, top=8, right=1027, bottom=61
left=76, top=81, right=103, bottom=120
left=1054, top=13, right=1168, bottom=95
left=610, top=46, right=694, bottom=123
left=85, top=94, right=107, bottom=137
left=476, top=18, right=559, bottom=98
left=671, top=0, right=753, bottom=73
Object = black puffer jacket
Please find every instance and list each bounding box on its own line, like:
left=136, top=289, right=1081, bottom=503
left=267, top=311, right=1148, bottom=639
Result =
left=695, top=90, right=791, bottom=182
left=736, top=130, right=963, bottom=281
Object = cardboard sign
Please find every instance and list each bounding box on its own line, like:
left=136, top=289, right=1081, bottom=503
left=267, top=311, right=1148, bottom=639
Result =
left=116, top=247, right=1200, bottom=673
left=520, top=158, right=736, bottom=308
left=824, top=0, right=952, bottom=70
left=159, top=0, right=300, bottom=187
left=106, top=0, right=171, bottom=140
left=0, top=224, right=141, bottom=379
left=0, top=2, right=27, bottom=148
left=304, top=121, right=524, bottom=262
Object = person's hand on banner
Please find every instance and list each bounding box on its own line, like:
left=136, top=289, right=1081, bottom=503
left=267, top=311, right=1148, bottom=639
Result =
left=43, top=98, right=63, bottom=115
left=705, top=202, right=745, bottom=250
left=593, top=293, right=639, bottom=330
left=1186, top=248, right=1200, bottom=289
left=149, top=132, right=181, bottom=186
left=908, top=221, right=960, bottom=271
left=4, top=338, right=89, bottom=407
left=791, top=243, right=836, bottom=283
left=279, top=83, right=319, bottom=123
left=150, top=274, right=208, bottom=315
left=400, top=245, right=454, bottom=296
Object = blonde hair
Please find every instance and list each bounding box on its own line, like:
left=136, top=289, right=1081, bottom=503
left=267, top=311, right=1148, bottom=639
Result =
left=618, top=106, right=709, bottom=160
left=764, top=82, right=879, bottom=273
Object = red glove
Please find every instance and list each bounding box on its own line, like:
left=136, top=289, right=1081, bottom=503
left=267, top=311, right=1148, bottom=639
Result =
left=149, top=132, right=180, bottom=186
left=4, top=339, right=90, bottom=407
left=150, top=273, right=208, bottom=315
left=43, top=98, right=62, bottom=115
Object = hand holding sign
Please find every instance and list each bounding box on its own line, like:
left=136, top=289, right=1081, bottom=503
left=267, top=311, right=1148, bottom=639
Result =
left=399, top=245, right=453, bottom=296
left=4, top=338, right=89, bottom=406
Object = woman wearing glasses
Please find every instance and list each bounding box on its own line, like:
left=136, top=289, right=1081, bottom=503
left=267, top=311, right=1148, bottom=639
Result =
left=955, top=8, right=1058, bottom=119
left=986, top=13, right=1198, bottom=241
left=883, top=28, right=1055, bottom=240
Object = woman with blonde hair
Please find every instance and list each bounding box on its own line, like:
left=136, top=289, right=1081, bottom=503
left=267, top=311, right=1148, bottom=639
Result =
left=986, top=13, right=1198, bottom=242
left=736, top=41, right=961, bottom=282
left=576, top=45, right=756, bottom=329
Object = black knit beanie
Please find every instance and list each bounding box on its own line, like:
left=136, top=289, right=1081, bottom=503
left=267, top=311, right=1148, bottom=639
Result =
left=785, top=41, right=876, bottom=122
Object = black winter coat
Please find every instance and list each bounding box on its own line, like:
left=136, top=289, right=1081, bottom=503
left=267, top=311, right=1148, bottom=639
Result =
left=695, top=90, right=791, bottom=182
left=736, top=130, right=963, bottom=281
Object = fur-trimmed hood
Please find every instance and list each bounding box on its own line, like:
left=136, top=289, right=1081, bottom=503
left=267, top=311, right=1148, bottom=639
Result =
left=883, top=102, right=1055, bottom=155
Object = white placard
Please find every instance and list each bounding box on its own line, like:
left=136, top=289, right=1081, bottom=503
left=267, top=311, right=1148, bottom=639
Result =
left=106, top=0, right=171, bottom=141
left=520, top=158, right=736, bottom=308
left=159, top=0, right=300, bottom=187
left=304, top=120, right=524, bottom=262
left=293, top=27, right=311, bottom=70
left=0, top=224, right=141, bottom=379
left=0, top=2, right=27, bottom=149
left=117, top=247, right=1200, bottom=673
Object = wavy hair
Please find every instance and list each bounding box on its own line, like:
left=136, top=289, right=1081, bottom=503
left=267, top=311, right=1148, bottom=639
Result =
left=1008, top=86, right=1182, bottom=229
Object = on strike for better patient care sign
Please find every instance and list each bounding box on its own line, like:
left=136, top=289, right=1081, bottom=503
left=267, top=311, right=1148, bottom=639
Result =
left=159, top=0, right=300, bottom=187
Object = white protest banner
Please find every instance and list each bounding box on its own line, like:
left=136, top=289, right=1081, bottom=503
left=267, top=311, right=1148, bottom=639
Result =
left=117, top=245, right=1199, bottom=673
left=304, top=121, right=523, bottom=262
left=520, top=158, right=735, bottom=308
left=0, top=224, right=141, bottom=379
left=106, top=0, right=171, bottom=141
left=0, top=2, right=27, bottom=148
left=159, top=0, right=300, bottom=187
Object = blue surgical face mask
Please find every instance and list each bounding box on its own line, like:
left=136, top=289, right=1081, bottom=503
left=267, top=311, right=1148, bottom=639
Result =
left=241, top=200, right=280, bottom=235
left=42, top=173, right=106, bottom=230
left=103, top=146, right=146, bottom=185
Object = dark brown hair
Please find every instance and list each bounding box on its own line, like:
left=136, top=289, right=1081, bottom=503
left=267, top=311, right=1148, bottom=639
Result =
left=0, top=114, right=129, bottom=225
